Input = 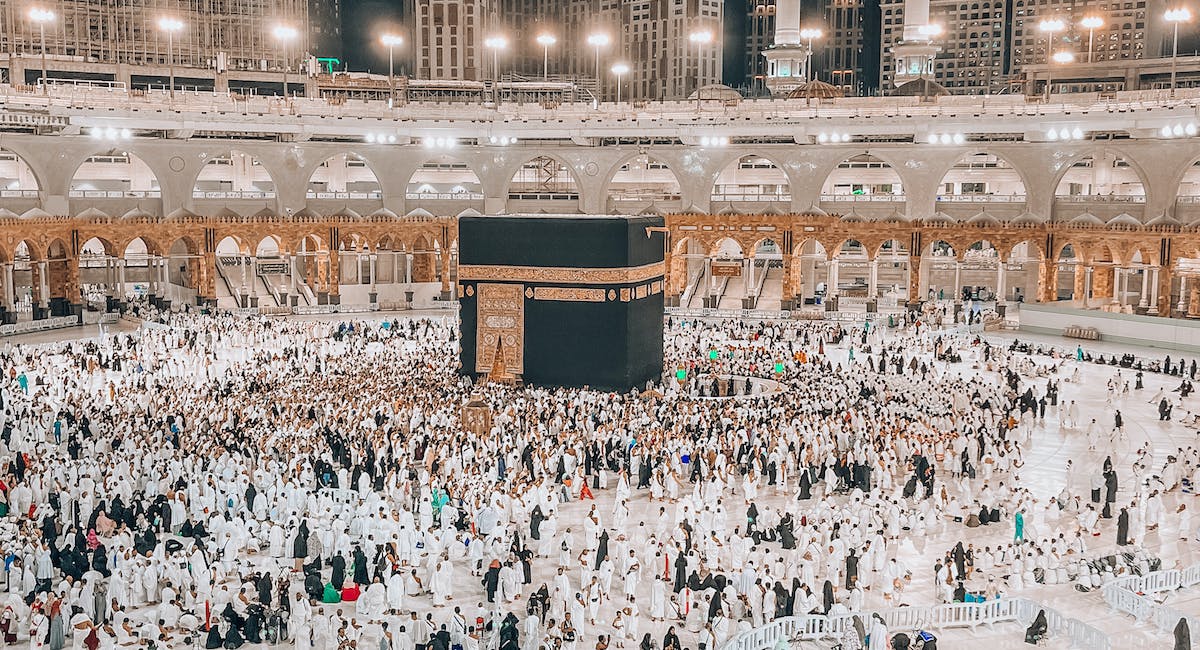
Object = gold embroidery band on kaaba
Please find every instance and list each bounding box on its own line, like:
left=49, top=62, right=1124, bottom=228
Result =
left=458, top=261, right=665, bottom=285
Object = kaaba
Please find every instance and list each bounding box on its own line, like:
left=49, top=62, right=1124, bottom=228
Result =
left=457, top=214, right=665, bottom=391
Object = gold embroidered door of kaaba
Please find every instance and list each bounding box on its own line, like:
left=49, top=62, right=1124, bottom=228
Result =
left=475, top=283, right=525, bottom=375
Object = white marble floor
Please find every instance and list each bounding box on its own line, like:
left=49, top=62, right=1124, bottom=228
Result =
left=13, top=315, right=1200, bottom=650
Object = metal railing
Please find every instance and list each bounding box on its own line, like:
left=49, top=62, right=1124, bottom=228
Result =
left=192, top=190, right=276, bottom=199
left=934, top=194, right=1027, bottom=203
left=0, top=315, right=79, bottom=337
left=721, top=597, right=1108, bottom=650
left=1101, top=562, right=1200, bottom=637
left=819, top=194, right=904, bottom=202
left=1055, top=194, right=1147, bottom=204
left=68, top=190, right=161, bottom=198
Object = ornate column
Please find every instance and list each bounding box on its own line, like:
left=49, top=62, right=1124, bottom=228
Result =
left=439, top=248, right=451, bottom=300
left=908, top=256, right=922, bottom=304
left=1085, top=266, right=1094, bottom=307
left=953, top=261, right=962, bottom=301
left=117, top=260, right=128, bottom=303
left=1, top=263, right=12, bottom=324
left=1178, top=275, right=1188, bottom=314
left=1150, top=266, right=1162, bottom=316
left=38, top=260, right=49, bottom=309
left=249, top=256, right=259, bottom=308
left=1190, top=282, right=1200, bottom=318
left=369, top=253, right=378, bottom=303
left=1038, top=258, right=1057, bottom=303
left=405, top=253, right=413, bottom=284
left=1110, top=267, right=1122, bottom=305
left=996, top=259, right=1007, bottom=304
left=1073, top=265, right=1087, bottom=306
left=1139, top=267, right=1151, bottom=309
left=868, top=259, right=879, bottom=298
left=2, top=264, right=13, bottom=307
left=781, top=252, right=794, bottom=308
left=828, top=257, right=840, bottom=297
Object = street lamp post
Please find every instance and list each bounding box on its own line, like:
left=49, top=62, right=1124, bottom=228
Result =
left=158, top=17, right=184, bottom=99
left=484, top=35, right=508, bottom=105
left=272, top=25, right=299, bottom=99
left=611, top=62, right=629, bottom=104
left=1037, top=19, right=1066, bottom=99
left=1080, top=16, right=1102, bottom=64
left=799, top=28, right=822, bottom=84
left=587, top=33, right=610, bottom=101
left=381, top=34, right=403, bottom=107
left=536, top=33, right=557, bottom=81
left=688, top=29, right=713, bottom=103
left=28, top=8, right=55, bottom=95
left=1166, top=8, right=1192, bottom=97
left=1048, top=50, right=1075, bottom=100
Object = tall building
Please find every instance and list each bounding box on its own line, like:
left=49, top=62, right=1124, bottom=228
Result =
left=731, top=0, right=879, bottom=96
left=413, top=0, right=491, bottom=80
left=821, top=0, right=880, bottom=94
left=0, top=0, right=336, bottom=74
left=742, top=0, right=776, bottom=93
left=880, top=0, right=1164, bottom=94
left=482, top=0, right=724, bottom=101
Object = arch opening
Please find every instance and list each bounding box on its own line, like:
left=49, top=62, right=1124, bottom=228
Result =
left=821, top=154, right=904, bottom=199
left=936, top=152, right=1026, bottom=201
left=1054, top=154, right=1146, bottom=203
left=308, top=154, right=383, bottom=199
left=607, top=155, right=682, bottom=212
left=193, top=151, right=276, bottom=199
left=711, top=155, right=790, bottom=203
left=69, top=152, right=161, bottom=197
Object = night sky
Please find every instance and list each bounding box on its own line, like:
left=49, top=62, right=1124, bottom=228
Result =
left=339, top=0, right=409, bottom=74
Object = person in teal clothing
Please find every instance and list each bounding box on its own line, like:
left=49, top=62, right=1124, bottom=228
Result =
left=1014, top=510, right=1025, bottom=542
left=431, top=486, right=449, bottom=522
left=15, top=373, right=26, bottom=394
left=1077, top=345, right=1084, bottom=361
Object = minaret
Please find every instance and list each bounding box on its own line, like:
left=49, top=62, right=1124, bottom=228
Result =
left=891, top=0, right=941, bottom=88
left=762, top=0, right=811, bottom=96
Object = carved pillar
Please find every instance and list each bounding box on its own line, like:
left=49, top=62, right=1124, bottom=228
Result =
left=1092, top=266, right=1113, bottom=301
left=868, top=259, right=879, bottom=298
left=908, top=257, right=921, bottom=303
left=1190, top=283, right=1200, bottom=318
left=1073, top=265, right=1087, bottom=306
left=995, top=260, right=1007, bottom=304
left=1178, top=275, right=1189, bottom=314
left=328, top=250, right=341, bottom=302
left=782, top=252, right=794, bottom=303
left=440, top=247, right=451, bottom=298
left=953, top=261, right=962, bottom=301
left=828, top=257, right=840, bottom=297
left=1150, top=266, right=1163, bottom=316
left=1038, top=258, right=1058, bottom=303
left=1139, top=267, right=1150, bottom=309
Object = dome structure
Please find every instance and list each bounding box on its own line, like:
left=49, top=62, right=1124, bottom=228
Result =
left=893, top=78, right=950, bottom=98
left=687, top=84, right=743, bottom=103
left=786, top=80, right=844, bottom=100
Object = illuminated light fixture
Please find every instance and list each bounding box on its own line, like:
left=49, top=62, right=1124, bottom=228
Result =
left=817, top=132, right=851, bottom=143
left=1159, top=122, right=1198, bottom=138
left=699, top=136, right=728, bottom=147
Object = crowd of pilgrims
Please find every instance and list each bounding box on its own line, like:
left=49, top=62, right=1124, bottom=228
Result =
left=0, top=309, right=1187, bottom=650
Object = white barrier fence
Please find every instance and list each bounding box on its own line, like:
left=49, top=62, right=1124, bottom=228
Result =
left=1101, top=562, right=1200, bottom=637
left=0, top=315, right=79, bottom=337
left=721, top=597, right=1109, bottom=650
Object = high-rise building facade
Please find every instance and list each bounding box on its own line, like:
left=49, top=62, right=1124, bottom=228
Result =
left=0, top=0, right=336, bottom=73
left=413, top=0, right=491, bottom=80
left=731, top=0, right=879, bottom=96
left=881, top=0, right=1164, bottom=93
left=484, top=0, right=724, bottom=101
